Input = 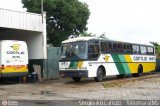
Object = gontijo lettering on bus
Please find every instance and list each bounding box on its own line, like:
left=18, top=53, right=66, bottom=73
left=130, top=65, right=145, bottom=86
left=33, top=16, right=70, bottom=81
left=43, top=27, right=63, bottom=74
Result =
left=6, top=51, right=25, bottom=55
left=133, top=56, right=155, bottom=61
left=6, top=44, right=25, bottom=55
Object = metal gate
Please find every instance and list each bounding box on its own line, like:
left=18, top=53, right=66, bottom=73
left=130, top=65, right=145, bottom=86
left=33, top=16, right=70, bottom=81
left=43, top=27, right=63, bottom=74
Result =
left=43, top=47, right=61, bottom=80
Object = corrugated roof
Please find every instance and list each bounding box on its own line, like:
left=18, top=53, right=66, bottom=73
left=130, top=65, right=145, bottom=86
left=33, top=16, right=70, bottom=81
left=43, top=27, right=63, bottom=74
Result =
left=0, top=8, right=43, bottom=32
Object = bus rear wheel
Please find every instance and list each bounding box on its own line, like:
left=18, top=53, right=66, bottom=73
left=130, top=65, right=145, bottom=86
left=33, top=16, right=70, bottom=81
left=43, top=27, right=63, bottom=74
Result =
left=72, top=77, right=81, bottom=82
left=94, top=68, right=105, bottom=82
left=0, top=78, right=3, bottom=83
left=133, top=65, right=143, bottom=77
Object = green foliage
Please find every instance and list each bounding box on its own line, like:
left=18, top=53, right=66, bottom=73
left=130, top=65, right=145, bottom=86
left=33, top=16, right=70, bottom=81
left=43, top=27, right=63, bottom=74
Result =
left=150, top=42, right=159, bottom=47
left=155, top=46, right=160, bottom=58
left=80, top=32, right=95, bottom=37
left=99, top=32, right=107, bottom=39
left=150, top=42, right=160, bottom=57
left=22, top=0, right=90, bottom=46
left=80, top=32, right=107, bottom=39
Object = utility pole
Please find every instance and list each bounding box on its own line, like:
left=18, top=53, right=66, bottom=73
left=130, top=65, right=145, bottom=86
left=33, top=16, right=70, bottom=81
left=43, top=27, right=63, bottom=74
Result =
left=41, top=0, right=44, bottom=23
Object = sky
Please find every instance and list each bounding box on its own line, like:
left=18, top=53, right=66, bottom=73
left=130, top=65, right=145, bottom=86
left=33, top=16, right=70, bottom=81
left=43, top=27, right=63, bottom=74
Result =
left=0, top=0, right=26, bottom=11
left=0, top=0, right=160, bottom=44
left=80, top=0, right=160, bottom=44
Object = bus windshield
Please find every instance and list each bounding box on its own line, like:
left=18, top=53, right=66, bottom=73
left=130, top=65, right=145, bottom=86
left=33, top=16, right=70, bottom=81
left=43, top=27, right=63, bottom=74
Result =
left=61, top=42, right=88, bottom=60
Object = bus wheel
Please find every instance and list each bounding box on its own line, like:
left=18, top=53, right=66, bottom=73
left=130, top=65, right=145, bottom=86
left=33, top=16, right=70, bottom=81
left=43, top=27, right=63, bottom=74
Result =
left=116, top=74, right=125, bottom=78
left=133, top=65, right=143, bottom=77
left=0, top=78, right=3, bottom=83
left=94, top=68, right=105, bottom=82
left=72, top=77, right=81, bottom=82
left=137, top=65, right=143, bottom=76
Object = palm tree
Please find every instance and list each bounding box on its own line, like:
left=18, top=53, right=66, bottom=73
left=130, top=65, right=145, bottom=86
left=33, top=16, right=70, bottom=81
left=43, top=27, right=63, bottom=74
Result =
left=150, top=42, right=160, bottom=58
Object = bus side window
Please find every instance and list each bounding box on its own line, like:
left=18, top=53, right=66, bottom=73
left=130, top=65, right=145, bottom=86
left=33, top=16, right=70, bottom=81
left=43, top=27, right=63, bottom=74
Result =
left=147, top=46, right=154, bottom=55
left=118, top=43, right=123, bottom=53
left=100, top=42, right=107, bottom=53
left=140, top=46, right=147, bottom=54
left=128, top=45, right=132, bottom=53
left=107, top=42, right=112, bottom=52
left=132, top=45, right=140, bottom=54
left=123, top=44, right=132, bottom=54
left=88, top=43, right=100, bottom=59
left=113, top=43, right=123, bottom=53
left=113, top=43, right=118, bottom=53
left=100, top=42, right=112, bottom=53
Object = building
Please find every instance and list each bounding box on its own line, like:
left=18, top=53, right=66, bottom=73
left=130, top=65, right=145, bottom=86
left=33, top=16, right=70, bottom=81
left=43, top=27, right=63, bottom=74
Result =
left=0, top=8, right=47, bottom=79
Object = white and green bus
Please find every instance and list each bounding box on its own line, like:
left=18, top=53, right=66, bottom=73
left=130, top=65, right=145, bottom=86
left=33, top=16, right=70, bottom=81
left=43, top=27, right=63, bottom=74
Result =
left=59, top=37, right=156, bottom=82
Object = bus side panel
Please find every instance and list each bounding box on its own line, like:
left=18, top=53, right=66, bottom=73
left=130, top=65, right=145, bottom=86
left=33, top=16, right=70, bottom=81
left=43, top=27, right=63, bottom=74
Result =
left=102, top=54, right=120, bottom=76
left=123, top=55, right=137, bottom=73
left=95, top=54, right=156, bottom=76
left=124, top=55, right=156, bottom=73
left=98, top=54, right=129, bottom=76
left=59, top=54, right=156, bottom=78
left=125, top=62, right=155, bottom=74
left=88, top=54, right=120, bottom=77
left=141, top=63, right=156, bottom=73
left=87, top=64, right=97, bottom=77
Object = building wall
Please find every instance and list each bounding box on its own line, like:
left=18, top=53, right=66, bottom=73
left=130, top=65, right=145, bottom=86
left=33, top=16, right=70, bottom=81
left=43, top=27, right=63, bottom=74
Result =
left=0, top=8, right=47, bottom=60
left=0, top=8, right=42, bottom=32
left=0, top=8, right=48, bottom=80
left=0, top=29, right=44, bottom=59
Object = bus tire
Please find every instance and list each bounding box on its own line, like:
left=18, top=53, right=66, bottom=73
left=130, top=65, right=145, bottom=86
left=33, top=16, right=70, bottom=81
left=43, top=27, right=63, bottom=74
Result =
left=94, top=68, right=105, bottom=82
left=116, top=74, right=125, bottom=78
left=133, top=65, right=143, bottom=77
left=137, top=65, right=143, bottom=76
left=72, top=77, right=81, bottom=82
left=0, top=78, right=2, bottom=83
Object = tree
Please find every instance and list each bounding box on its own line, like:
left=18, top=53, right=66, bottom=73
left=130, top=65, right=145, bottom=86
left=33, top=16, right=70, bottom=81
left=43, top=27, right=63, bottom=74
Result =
left=80, top=32, right=95, bottom=37
left=150, top=42, right=159, bottom=47
left=22, top=0, right=90, bottom=46
left=150, top=42, right=160, bottom=58
left=80, top=32, right=108, bottom=39
left=99, top=32, right=107, bottom=39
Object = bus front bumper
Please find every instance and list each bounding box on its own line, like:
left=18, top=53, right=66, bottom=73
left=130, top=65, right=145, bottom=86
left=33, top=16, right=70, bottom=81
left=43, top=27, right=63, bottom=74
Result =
left=1, top=72, right=28, bottom=77
left=59, top=70, right=88, bottom=77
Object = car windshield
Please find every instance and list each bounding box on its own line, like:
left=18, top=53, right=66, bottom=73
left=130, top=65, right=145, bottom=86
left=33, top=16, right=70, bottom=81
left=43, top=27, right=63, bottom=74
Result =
left=61, top=42, right=88, bottom=60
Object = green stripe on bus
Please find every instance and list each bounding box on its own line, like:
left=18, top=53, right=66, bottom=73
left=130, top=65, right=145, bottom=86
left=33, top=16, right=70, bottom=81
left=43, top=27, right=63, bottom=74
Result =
left=69, top=61, right=78, bottom=68
left=118, top=55, right=131, bottom=74
left=111, top=54, right=125, bottom=74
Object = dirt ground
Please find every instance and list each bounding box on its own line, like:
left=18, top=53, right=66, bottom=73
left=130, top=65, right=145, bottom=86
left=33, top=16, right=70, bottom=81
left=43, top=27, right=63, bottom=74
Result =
left=0, top=72, right=160, bottom=105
